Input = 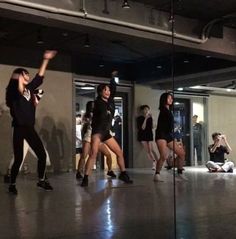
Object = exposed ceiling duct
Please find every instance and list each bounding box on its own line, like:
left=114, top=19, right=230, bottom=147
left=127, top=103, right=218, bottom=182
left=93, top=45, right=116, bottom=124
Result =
left=0, top=0, right=211, bottom=44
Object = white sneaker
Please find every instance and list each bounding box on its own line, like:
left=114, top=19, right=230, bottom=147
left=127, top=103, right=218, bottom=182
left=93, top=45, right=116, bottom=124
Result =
left=152, top=161, right=156, bottom=170
left=153, top=173, right=164, bottom=182
left=176, top=174, right=188, bottom=181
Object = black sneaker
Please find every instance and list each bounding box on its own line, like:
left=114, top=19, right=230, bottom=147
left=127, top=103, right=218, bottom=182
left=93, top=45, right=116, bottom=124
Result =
left=76, top=171, right=83, bottom=180
left=4, top=174, right=11, bottom=184
left=228, top=168, right=234, bottom=173
left=165, top=165, right=173, bottom=170
left=118, top=172, right=133, bottom=184
left=37, top=180, right=53, bottom=191
left=9, top=184, right=18, bottom=195
left=107, top=170, right=116, bottom=178
left=81, top=176, right=88, bottom=187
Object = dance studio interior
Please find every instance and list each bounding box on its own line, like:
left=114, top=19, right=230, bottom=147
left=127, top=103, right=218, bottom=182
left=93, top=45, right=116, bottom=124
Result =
left=1, top=0, right=236, bottom=238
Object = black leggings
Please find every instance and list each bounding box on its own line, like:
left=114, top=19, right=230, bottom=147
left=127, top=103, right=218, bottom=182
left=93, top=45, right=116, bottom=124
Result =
left=11, top=126, right=46, bottom=184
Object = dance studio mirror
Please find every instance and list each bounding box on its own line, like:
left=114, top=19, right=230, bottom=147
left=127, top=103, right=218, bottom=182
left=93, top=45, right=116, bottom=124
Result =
left=171, top=1, right=236, bottom=238
left=0, top=0, right=236, bottom=238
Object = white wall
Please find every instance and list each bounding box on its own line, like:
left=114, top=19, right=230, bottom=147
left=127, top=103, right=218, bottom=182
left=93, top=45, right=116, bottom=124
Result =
left=208, top=95, right=236, bottom=163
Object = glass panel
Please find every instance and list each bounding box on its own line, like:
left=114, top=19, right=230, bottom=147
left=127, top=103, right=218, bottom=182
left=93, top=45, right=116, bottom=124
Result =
left=173, top=1, right=236, bottom=238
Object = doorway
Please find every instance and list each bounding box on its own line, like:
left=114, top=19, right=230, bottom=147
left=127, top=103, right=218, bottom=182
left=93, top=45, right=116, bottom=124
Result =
left=173, top=98, right=191, bottom=166
left=74, top=77, right=133, bottom=170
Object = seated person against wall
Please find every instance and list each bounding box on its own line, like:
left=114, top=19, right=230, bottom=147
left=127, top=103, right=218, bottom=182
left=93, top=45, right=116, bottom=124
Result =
left=206, top=132, right=234, bottom=173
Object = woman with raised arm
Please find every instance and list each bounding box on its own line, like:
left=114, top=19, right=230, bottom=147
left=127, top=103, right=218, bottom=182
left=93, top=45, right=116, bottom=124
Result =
left=81, top=71, right=133, bottom=187
left=76, top=101, right=116, bottom=180
left=6, top=50, right=57, bottom=194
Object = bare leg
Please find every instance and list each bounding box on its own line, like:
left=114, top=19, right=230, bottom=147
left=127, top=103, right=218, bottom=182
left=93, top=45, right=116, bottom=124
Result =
left=167, top=141, right=185, bottom=170
left=104, top=137, right=132, bottom=183
left=80, top=134, right=101, bottom=187
left=99, top=143, right=112, bottom=171
left=84, top=134, right=101, bottom=176
left=104, top=137, right=125, bottom=171
left=155, top=139, right=170, bottom=173
left=141, top=141, right=156, bottom=162
left=99, top=143, right=117, bottom=178
left=77, top=141, right=90, bottom=173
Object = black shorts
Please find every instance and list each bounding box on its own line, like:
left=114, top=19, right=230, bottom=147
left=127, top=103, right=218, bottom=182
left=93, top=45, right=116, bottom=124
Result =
left=76, top=148, right=82, bottom=154
left=92, top=130, right=112, bottom=142
left=155, top=131, right=173, bottom=143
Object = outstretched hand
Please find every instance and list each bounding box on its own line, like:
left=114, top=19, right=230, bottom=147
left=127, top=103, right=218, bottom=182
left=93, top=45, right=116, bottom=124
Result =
left=43, top=50, right=57, bottom=60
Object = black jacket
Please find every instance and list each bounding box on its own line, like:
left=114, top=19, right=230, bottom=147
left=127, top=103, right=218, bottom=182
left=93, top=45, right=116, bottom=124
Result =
left=9, top=74, right=43, bottom=127
left=92, top=79, right=116, bottom=133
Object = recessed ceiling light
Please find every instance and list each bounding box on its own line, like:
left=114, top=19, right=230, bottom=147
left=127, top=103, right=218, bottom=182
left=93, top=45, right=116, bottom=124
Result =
left=122, top=0, right=130, bottom=9
left=190, top=86, right=201, bottom=89
left=80, top=84, right=95, bottom=90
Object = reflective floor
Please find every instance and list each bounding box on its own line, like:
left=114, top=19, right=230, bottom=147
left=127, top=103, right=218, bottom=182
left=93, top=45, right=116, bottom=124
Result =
left=1, top=167, right=236, bottom=239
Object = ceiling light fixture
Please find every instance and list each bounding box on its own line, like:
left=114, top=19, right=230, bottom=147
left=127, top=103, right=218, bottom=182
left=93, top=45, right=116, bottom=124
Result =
left=80, top=84, right=95, bottom=90
left=122, top=0, right=130, bottom=9
left=190, top=85, right=236, bottom=93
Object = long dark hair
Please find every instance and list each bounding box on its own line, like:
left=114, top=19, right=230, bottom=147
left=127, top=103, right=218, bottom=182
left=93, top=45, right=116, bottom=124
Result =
left=97, top=83, right=109, bottom=98
left=159, top=92, right=173, bottom=110
left=83, top=101, right=94, bottom=120
left=5, top=68, right=29, bottom=107
left=81, top=101, right=94, bottom=138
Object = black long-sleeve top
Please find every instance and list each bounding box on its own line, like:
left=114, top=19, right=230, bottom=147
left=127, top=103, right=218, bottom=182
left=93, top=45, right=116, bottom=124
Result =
left=156, top=107, right=173, bottom=135
left=92, top=79, right=116, bottom=134
left=137, top=116, right=153, bottom=141
left=9, top=74, right=44, bottom=127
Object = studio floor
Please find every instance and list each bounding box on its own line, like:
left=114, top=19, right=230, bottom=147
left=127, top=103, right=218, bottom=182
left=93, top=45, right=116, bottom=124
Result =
left=1, top=167, right=236, bottom=239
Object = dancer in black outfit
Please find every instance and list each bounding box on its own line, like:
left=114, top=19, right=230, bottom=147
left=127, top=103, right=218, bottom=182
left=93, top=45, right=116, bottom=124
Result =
left=6, top=50, right=57, bottom=194
left=137, top=105, right=158, bottom=170
left=81, top=71, right=133, bottom=187
left=154, top=92, right=187, bottom=182
left=76, top=101, right=116, bottom=179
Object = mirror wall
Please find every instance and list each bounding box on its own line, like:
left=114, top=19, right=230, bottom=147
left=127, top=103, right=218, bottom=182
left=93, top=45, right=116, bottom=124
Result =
left=171, top=1, right=236, bottom=238
left=0, top=0, right=236, bottom=238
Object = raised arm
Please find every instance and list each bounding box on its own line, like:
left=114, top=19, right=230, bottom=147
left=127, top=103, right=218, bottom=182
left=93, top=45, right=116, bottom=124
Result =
left=109, top=70, right=118, bottom=99
left=221, top=135, right=232, bottom=153
left=141, top=114, right=152, bottom=130
left=38, top=50, right=57, bottom=77
left=209, top=138, right=221, bottom=153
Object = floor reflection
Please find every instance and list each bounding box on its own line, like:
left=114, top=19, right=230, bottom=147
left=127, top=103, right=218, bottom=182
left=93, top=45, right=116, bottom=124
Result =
left=1, top=167, right=236, bottom=238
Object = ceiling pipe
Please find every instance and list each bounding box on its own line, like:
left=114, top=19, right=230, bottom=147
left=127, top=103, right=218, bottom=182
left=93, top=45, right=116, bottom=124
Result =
left=0, top=0, right=209, bottom=44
